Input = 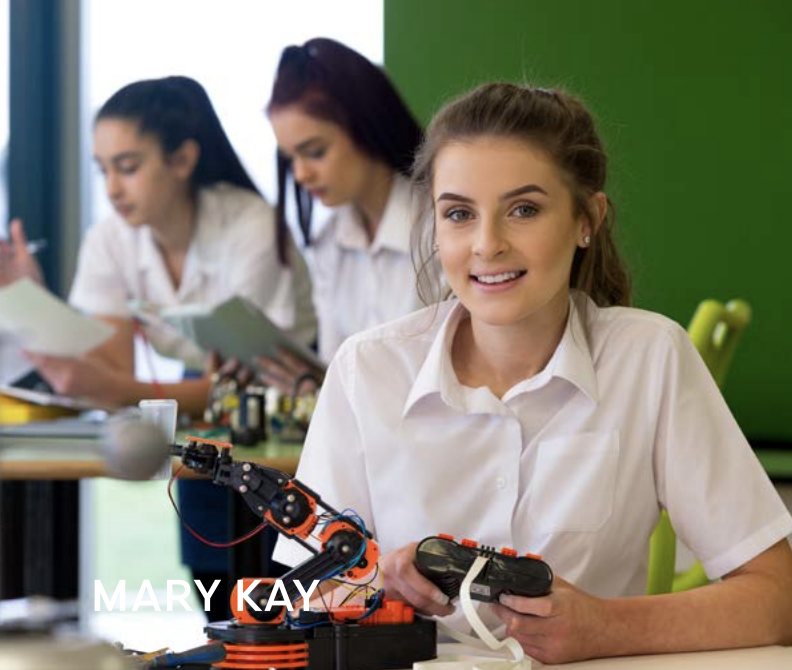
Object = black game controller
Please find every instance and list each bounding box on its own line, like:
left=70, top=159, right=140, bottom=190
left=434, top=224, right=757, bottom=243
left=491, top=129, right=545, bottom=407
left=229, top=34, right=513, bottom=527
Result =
left=415, top=535, right=553, bottom=602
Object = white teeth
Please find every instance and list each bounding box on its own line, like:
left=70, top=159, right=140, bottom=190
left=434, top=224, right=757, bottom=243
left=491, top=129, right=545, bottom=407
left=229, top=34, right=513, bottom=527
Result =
left=476, top=271, right=522, bottom=284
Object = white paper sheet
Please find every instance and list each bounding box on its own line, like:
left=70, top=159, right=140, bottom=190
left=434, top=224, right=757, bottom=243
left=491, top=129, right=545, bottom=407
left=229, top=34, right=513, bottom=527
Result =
left=162, top=296, right=325, bottom=370
left=0, top=278, right=114, bottom=357
left=0, top=385, right=96, bottom=410
left=0, top=331, right=33, bottom=385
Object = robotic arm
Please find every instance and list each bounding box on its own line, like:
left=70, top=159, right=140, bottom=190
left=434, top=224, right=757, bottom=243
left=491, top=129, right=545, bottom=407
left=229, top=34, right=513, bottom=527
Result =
left=149, top=435, right=545, bottom=669
left=173, top=436, right=379, bottom=619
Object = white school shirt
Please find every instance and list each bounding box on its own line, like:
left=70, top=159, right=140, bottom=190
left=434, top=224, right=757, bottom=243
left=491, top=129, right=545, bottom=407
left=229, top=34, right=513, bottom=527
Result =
left=305, top=174, right=424, bottom=363
left=69, top=182, right=316, bottom=370
left=275, top=293, right=791, bottom=620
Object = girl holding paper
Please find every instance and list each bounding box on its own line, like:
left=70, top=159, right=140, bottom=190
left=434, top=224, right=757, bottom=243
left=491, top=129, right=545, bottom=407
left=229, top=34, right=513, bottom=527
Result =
left=256, top=38, right=424, bottom=392
left=1, top=77, right=318, bottom=622
left=1, top=76, right=316, bottom=414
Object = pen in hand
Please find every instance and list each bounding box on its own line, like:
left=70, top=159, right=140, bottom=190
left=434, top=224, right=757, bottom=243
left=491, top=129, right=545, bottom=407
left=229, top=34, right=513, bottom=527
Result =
left=0, top=220, right=46, bottom=286
left=0, top=238, right=47, bottom=255
left=24, top=239, right=47, bottom=255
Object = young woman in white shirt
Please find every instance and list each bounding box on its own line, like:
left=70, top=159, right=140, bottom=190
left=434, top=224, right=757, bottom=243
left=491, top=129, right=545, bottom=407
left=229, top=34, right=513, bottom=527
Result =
left=258, top=38, right=424, bottom=390
left=1, top=76, right=315, bottom=415
left=274, top=83, right=792, bottom=662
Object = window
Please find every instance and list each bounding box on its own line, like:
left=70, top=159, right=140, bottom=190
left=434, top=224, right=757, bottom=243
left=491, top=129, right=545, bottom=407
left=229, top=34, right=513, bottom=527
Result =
left=0, top=0, right=9, bottom=235
left=84, top=2, right=383, bottom=650
left=86, top=0, right=383, bottom=225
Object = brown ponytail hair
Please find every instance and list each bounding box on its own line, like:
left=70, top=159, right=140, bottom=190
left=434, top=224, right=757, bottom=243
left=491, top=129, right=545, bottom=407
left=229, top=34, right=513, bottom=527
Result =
left=412, top=82, right=631, bottom=308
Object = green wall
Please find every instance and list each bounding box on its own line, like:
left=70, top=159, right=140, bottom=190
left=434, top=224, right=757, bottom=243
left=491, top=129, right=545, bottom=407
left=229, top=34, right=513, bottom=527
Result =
left=384, top=0, right=792, bottom=442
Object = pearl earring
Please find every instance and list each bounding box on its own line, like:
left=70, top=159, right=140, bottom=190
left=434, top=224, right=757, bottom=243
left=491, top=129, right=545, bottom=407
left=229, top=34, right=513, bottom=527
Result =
left=583, top=235, right=591, bottom=246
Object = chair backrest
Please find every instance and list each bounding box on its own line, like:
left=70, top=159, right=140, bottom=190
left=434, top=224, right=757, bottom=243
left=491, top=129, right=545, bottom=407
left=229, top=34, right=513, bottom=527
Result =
left=645, top=298, right=752, bottom=595
left=687, top=299, right=752, bottom=388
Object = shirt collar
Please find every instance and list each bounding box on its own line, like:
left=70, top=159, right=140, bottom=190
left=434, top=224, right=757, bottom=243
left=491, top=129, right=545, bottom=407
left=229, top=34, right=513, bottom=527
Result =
left=136, top=225, right=160, bottom=273
left=186, top=186, right=224, bottom=273
left=546, top=293, right=599, bottom=402
left=334, top=174, right=412, bottom=254
left=402, top=300, right=469, bottom=416
left=402, top=293, right=599, bottom=418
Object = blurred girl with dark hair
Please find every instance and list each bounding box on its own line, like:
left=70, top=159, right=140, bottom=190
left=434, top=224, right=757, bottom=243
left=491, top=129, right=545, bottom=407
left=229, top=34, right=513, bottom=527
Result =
left=1, top=76, right=316, bottom=413
left=261, top=37, right=423, bottom=388
left=1, top=75, right=318, bottom=623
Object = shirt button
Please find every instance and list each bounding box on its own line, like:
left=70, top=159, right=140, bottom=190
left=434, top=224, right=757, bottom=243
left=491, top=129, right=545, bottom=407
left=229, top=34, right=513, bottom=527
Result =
left=495, top=476, right=507, bottom=489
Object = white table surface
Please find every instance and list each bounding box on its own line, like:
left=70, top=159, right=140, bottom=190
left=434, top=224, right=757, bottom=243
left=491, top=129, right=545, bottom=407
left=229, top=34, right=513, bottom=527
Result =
left=431, top=643, right=792, bottom=669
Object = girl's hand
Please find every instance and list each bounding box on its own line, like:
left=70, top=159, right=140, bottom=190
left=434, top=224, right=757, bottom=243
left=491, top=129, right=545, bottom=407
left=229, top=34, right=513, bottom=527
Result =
left=492, top=575, right=608, bottom=664
left=255, top=348, right=323, bottom=396
left=206, top=352, right=256, bottom=388
left=25, top=351, right=122, bottom=407
left=379, top=542, right=456, bottom=617
left=0, top=219, right=44, bottom=287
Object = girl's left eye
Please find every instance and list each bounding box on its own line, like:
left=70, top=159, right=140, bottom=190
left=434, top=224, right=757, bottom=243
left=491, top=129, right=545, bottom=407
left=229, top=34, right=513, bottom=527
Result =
left=510, top=203, right=539, bottom=218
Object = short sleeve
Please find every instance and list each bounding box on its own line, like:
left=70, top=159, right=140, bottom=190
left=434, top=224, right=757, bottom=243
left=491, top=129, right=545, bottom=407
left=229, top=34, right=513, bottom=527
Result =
left=68, top=222, right=131, bottom=317
left=654, top=325, right=792, bottom=578
left=272, top=341, right=374, bottom=567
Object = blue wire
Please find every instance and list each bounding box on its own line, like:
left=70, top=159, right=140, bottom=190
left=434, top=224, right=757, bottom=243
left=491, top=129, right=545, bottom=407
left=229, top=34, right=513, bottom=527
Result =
left=286, top=588, right=385, bottom=628
left=341, top=588, right=385, bottom=622
left=285, top=612, right=330, bottom=629
left=315, top=509, right=369, bottom=581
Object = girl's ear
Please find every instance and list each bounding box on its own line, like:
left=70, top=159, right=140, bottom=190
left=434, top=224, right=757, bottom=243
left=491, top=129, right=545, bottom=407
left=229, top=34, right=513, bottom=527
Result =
left=588, top=191, right=608, bottom=234
left=578, top=191, right=607, bottom=245
left=169, top=139, right=200, bottom=181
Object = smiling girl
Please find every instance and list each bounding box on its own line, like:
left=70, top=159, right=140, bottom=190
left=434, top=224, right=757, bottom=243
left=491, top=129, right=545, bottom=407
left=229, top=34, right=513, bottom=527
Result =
left=274, top=83, right=792, bottom=663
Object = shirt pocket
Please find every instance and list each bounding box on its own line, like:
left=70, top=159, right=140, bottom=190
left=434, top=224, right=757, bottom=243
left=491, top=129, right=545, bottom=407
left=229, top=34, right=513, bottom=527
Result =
left=529, top=431, right=619, bottom=533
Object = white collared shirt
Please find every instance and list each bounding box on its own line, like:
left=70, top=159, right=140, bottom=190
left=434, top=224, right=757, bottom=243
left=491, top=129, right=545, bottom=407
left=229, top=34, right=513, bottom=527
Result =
left=305, top=174, right=424, bottom=362
left=275, top=294, right=791, bottom=617
left=69, top=182, right=316, bottom=369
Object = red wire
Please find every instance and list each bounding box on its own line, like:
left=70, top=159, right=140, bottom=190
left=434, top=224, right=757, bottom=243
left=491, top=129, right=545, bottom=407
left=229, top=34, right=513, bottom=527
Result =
left=167, top=465, right=267, bottom=548
left=144, top=320, right=263, bottom=548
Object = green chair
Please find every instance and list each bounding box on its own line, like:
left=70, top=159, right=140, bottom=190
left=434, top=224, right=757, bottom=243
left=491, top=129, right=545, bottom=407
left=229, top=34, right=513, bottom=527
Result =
left=645, top=299, right=752, bottom=596
left=687, top=299, right=753, bottom=389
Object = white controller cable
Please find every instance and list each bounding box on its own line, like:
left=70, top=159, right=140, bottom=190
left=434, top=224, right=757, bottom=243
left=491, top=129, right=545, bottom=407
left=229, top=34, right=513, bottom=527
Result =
left=413, top=554, right=532, bottom=670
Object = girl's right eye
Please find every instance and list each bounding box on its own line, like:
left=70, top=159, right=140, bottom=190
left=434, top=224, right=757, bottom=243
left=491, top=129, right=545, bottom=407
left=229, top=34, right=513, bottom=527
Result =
left=304, top=147, right=327, bottom=160
left=117, top=163, right=139, bottom=175
left=444, top=207, right=474, bottom=223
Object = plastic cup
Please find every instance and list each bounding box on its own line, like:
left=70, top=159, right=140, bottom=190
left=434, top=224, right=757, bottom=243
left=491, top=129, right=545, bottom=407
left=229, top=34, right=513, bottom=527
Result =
left=138, top=399, right=178, bottom=479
